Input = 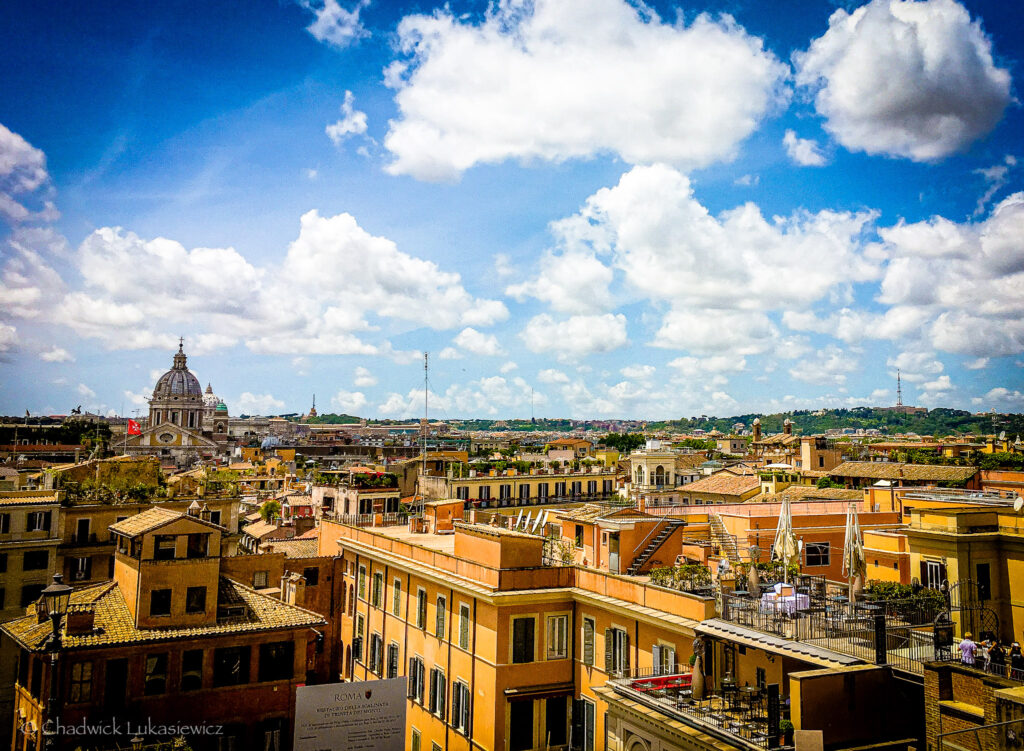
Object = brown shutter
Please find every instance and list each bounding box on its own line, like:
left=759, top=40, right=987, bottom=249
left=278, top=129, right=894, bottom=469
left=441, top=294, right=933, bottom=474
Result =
left=604, top=629, right=613, bottom=673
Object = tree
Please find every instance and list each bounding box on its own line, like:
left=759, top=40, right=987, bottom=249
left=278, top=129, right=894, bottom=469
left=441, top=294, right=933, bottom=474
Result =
left=259, top=499, right=281, bottom=522
left=816, top=476, right=842, bottom=489
left=601, top=432, right=645, bottom=453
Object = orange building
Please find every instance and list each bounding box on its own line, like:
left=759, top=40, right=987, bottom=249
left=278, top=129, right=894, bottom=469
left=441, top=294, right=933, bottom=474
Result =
left=2, top=507, right=325, bottom=751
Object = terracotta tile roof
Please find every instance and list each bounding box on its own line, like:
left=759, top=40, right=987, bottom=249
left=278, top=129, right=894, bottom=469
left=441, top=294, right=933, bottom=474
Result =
left=829, top=461, right=977, bottom=483
left=242, top=520, right=285, bottom=539
left=295, top=527, right=320, bottom=540
left=108, top=507, right=182, bottom=537
left=0, top=491, right=59, bottom=507
left=554, top=503, right=608, bottom=523
left=1, top=577, right=325, bottom=652
left=265, top=538, right=320, bottom=558
left=759, top=486, right=863, bottom=503
left=682, top=473, right=760, bottom=497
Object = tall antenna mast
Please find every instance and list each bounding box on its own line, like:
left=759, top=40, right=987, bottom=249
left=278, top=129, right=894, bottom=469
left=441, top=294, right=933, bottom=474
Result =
left=421, top=352, right=428, bottom=514
left=896, top=369, right=903, bottom=408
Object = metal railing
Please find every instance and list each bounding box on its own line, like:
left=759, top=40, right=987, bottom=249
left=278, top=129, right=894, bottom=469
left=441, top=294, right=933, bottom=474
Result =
left=609, top=672, right=782, bottom=750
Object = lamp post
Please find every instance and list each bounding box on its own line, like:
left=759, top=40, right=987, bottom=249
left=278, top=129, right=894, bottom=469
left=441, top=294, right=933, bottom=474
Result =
left=40, top=573, right=72, bottom=751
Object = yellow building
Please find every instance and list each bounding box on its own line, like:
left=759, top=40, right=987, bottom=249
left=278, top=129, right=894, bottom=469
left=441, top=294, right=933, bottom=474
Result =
left=419, top=466, right=618, bottom=508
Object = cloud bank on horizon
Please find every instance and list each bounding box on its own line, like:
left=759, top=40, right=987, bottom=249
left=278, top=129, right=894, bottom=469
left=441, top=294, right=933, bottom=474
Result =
left=0, top=0, right=1022, bottom=419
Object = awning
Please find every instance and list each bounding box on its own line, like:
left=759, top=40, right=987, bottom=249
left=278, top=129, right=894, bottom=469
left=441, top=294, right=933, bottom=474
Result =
left=694, top=618, right=863, bottom=668
left=503, top=681, right=576, bottom=698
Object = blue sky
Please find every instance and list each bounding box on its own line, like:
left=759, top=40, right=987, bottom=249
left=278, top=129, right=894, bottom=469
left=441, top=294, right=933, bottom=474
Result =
left=1, top=0, right=1022, bottom=420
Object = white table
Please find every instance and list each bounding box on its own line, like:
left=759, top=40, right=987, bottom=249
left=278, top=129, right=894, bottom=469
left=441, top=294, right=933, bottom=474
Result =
left=759, top=592, right=810, bottom=615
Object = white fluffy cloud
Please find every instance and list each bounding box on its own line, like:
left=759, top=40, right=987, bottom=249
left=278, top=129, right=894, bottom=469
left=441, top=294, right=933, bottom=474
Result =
left=789, top=346, right=858, bottom=385
left=235, top=392, right=285, bottom=415
left=331, top=389, right=368, bottom=413
left=877, top=192, right=1024, bottom=357
left=520, top=313, right=628, bottom=361
left=886, top=351, right=943, bottom=383
left=795, top=0, right=1011, bottom=162
left=783, top=130, right=827, bottom=167
left=39, top=347, right=73, bottom=363
left=0, top=123, right=58, bottom=224
left=0, top=323, right=17, bottom=355
left=383, top=0, right=788, bottom=180
left=353, top=366, right=377, bottom=387
left=299, top=0, right=368, bottom=49
left=973, top=387, right=1024, bottom=411
left=506, top=248, right=613, bottom=314
left=537, top=368, right=570, bottom=384
left=42, top=209, right=505, bottom=356
left=453, top=327, right=505, bottom=357
left=326, top=91, right=368, bottom=145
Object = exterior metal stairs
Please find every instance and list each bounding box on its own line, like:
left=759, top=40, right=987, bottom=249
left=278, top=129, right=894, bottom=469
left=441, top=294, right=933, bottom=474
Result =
left=627, top=519, right=686, bottom=575
left=709, top=513, right=743, bottom=563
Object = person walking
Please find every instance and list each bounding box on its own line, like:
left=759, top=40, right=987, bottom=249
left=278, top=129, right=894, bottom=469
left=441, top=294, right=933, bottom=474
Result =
left=958, top=632, right=978, bottom=665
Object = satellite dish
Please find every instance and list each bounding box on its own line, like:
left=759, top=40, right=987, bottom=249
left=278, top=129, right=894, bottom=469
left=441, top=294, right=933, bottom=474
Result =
left=513, top=509, right=523, bottom=529
left=523, top=511, right=533, bottom=531
left=1014, top=495, right=1024, bottom=514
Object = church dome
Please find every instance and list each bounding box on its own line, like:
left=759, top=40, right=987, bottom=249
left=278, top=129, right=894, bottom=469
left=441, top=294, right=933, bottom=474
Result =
left=153, top=342, right=202, bottom=398
left=215, top=401, right=228, bottom=414
left=203, top=383, right=220, bottom=408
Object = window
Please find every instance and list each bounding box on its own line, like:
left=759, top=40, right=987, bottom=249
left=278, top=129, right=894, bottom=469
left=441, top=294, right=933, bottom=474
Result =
left=581, top=617, right=595, bottom=666
left=154, top=535, right=177, bottom=560
left=571, top=481, right=582, bottom=496
left=23, top=550, right=48, bottom=571
left=0, top=553, right=6, bottom=573
left=411, top=729, right=421, bottom=751
left=587, top=480, right=597, bottom=495
left=428, top=667, right=446, bottom=719
left=392, top=578, right=402, bottom=616
left=756, top=666, right=766, bottom=689
left=368, top=633, right=383, bottom=676
left=459, top=604, right=471, bottom=650
left=479, top=486, right=491, bottom=500
left=603, top=479, right=613, bottom=494
left=604, top=627, right=629, bottom=676
left=372, top=572, right=383, bottom=607
left=304, top=566, right=320, bottom=587
left=512, top=617, right=535, bottom=663
left=0, top=513, right=9, bottom=533
left=253, top=570, right=269, bottom=589
left=20, top=584, right=45, bottom=608
left=185, top=586, right=206, bottom=614
left=546, top=615, right=568, bottom=660
left=452, top=681, right=472, bottom=735
left=407, top=657, right=425, bottom=703
left=259, top=641, right=295, bottom=682
left=26, top=511, right=51, bottom=532
left=499, top=484, right=512, bottom=500
left=922, top=560, right=946, bottom=589
left=144, top=653, right=168, bottom=695
left=518, top=485, right=530, bottom=502
left=150, top=589, right=172, bottom=617
left=354, top=615, right=365, bottom=662
left=72, top=556, right=91, bottom=581
left=652, top=644, right=676, bottom=675
left=209, top=510, right=222, bottom=526
left=546, top=697, right=567, bottom=746
left=358, top=566, right=367, bottom=599
left=436, top=596, right=446, bottom=639
left=456, top=486, right=469, bottom=500
left=181, top=649, right=203, bottom=691
left=213, top=646, right=251, bottom=687
left=977, top=563, right=991, bottom=600
left=69, top=661, right=92, bottom=702
left=416, top=588, right=427, bottom=628
left=387, top=642, right=400, bottom=679
left=554, top=481, right=566, bottom=497
left=805, top=542, right=830, bottom=567
left=186, top=533, right=208, bottom=558
left=537, top=483, right=548, bottom=500
left=510, top=700, right=534, bottom=751
left=574, top=525, right=584, bottom=548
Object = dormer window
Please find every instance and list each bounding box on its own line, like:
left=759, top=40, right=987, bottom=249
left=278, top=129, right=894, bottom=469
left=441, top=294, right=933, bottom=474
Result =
left=154, top=535, right=176, bottom=560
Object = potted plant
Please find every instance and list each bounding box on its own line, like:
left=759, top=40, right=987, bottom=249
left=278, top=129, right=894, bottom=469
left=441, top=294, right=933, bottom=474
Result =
left=779, top=719, right=794, bottom=746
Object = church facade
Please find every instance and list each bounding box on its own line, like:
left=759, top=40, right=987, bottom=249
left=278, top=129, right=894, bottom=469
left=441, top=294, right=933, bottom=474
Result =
left=125, top=341, right=230, bottom=466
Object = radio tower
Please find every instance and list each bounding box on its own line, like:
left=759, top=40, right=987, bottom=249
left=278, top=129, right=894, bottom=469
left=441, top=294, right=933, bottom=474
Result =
left=896, top=369, right=903, bottom=408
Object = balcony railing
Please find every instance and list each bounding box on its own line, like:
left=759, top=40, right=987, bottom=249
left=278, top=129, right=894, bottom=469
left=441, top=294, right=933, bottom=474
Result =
left=609, top=669, right=782, bottom=749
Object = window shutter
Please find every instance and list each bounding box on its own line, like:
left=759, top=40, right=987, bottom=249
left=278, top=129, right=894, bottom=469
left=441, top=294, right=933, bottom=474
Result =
left=666, top=647, right=676, bottom=673
left=582, top=620, right=594, bottom=666
left=407, top=659, right=415, bottom=698
left=429, top=669, right=437, bottom=712
left=452, top=684, right=461, bottom=730
left=439, top=674, right=446, bottom=721
left=464, top=687, right=472, bottom=735
left=624, top=633, right=630, bottom=674
left=604, top=629, right=613, bottom=673
left=919, top=560, right=927, bottom=586
left=42, top=511, right=51, bottom=531
left=652, top=645, right=661, bottom=675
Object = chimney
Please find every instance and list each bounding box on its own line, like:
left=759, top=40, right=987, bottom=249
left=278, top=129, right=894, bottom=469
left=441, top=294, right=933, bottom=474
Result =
left=187, top=500, right=202, bottom=518
left=200, top=503, right=212, bottom=522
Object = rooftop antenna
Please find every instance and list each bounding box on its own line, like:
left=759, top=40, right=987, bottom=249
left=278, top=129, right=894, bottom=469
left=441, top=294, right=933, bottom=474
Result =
left=420, top=352, right=428, bottom=517
left=896, top=369, right=903, bottom=408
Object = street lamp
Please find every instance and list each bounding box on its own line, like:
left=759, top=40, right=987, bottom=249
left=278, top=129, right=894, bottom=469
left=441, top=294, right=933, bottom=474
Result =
left=40, top=573, right=73, bottom=751
left=131, top=735, right=145, bottom=751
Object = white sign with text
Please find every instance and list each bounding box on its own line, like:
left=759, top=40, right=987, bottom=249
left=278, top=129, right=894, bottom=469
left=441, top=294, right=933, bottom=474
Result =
left=294, top=678, right=406, bottom=751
